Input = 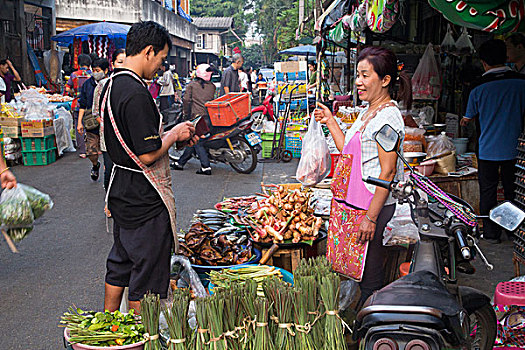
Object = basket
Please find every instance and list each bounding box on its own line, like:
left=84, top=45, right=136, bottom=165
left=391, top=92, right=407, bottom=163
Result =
left=285, top=135, right=302, bottom=158
left=205, top=93, right=250, bottom=127
left=22, top=147, right=56, bottom=166
left=21, top=135, right=55, bottom=151
left=64, top=328, right=145, bottom=350
left=261, top=133, right=278, bottom=158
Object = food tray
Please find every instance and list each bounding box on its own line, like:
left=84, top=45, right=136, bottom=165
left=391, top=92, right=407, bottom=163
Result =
left=64, top=328, right=145, bottom=350
left=249, top=228, right=327, bottom=248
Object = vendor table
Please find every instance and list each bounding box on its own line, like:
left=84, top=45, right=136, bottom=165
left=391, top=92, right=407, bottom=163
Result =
left=429, top=173, right=480, bottom=214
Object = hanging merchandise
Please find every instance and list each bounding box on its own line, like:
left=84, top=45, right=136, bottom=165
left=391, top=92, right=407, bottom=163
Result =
left=366, top=0, right=399, bottom=33
left=428, top=0, right=525, bottom=34
left=349, top=2, right=368, bottom=32
left=328, top=17, right=350, bottom=44
left=296, top=116, right=331, bottom=187
left=455, top=27, right=475, bottom=55
left=73, top=37, right=82, bottom=69
left=412, top=43, right=441, bottom=100
left=441, top=24, right=456, bottom=52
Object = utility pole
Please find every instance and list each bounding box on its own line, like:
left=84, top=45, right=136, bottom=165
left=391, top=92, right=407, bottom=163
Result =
left=298, top=0, right=305, bottom=35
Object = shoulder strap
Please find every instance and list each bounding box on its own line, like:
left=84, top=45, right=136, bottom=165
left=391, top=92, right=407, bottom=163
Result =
left=359, top=101, right=396, bottom=132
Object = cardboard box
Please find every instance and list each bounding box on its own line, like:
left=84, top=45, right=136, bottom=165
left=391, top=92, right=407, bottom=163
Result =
left=21, top=120, right=55, bottom=138
left=0, top=116, right=24, bottom=127
left=2, top=126, right=21, bottom=138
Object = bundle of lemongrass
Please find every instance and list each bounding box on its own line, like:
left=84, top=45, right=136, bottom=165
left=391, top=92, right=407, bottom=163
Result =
left=141, top=293, right=162, bottom=350
left=163, top=288, right=191, bottom=350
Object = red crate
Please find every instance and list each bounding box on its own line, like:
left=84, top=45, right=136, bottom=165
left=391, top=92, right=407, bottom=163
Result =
left=328, top=153, right=341, bottom=177
left=205, top=93, right=251, bottom=126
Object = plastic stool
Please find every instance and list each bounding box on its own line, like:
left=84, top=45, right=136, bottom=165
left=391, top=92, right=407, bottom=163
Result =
left=399, top=262, right=411, bottom=277
left=494, top=282, right=525, bottom=307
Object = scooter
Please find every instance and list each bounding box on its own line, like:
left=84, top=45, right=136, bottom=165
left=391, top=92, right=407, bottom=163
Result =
left=250, top=89, right=276, bottom=133
left=353, top=124, right=525, bottom=350
left=167, top=114, right=262, bottom=174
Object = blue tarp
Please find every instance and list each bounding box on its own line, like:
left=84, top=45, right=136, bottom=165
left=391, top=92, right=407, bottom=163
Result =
left=51, top=22, right=131, bottom=45
left=279, top=45, right=334, bottom=56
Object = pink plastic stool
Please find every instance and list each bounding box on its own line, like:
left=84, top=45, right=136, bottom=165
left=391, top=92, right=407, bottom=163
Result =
left=494, top=282, right=525, bottom=307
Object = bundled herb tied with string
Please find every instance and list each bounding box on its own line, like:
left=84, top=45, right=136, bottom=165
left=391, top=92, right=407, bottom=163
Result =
left=240, top=280, right=258, bottom=350
left=320, top=273, right=346, bottom=350
left=141, top=293, right=162, bottom=350
left=294, top=276, right=317, bottom=350
left=163, top=288, right=191, bottom=350
left=217, top=288, right=241, bottom=350
left=207, top=295, right=227, bottom=350
left=263, top=277, right=295, bottom=350
left=253, top=297, right=275, bottom=350
left=194, top=297, right=210, bottom=350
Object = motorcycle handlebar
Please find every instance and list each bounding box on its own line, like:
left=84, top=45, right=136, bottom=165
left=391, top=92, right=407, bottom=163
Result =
left=454, top=229, right=471, bottom=260
left=364, top=177, right=393, bottom=190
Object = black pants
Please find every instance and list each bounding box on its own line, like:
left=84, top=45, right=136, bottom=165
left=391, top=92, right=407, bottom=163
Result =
left=359, top=203, right=396, bottom=304
left=478, top=159, right=516, bottom=239
left=159, top=95, right=171, bottom=112
left=177, top=140, right=211, bottom=169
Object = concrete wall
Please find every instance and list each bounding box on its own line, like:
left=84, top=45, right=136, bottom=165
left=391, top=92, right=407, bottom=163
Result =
left=140, top=0, right=195, bottom=43
left=55, top=0, right=141, bottom=24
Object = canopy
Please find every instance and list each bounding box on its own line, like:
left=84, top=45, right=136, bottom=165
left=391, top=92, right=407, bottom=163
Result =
left=52, top=22, right=131, bottom=45
left=428, top=0, right=524, bottom=34
left=279, top=45, right=335, bottom=56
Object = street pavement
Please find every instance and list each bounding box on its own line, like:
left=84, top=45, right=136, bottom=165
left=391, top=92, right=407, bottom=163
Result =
left=0, top=152, right=516, bottom=349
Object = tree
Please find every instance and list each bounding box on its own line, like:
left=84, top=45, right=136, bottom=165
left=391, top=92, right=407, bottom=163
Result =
left=241, top=44, right=264, bottom=69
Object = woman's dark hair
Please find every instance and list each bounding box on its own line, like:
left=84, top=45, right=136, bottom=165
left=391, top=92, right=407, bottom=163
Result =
left=77, top=54, right=92, bottom=68
left=506, top=32, right=525, bottom=47
left=357, top=46, right=412, bottom=109
left=126, top=21, right=172, bottom=57
left=93, top=58, right=110, bottom=71
left=112, top=48, right=125, bottom=64
left=479, top=39, right=506, bottom=66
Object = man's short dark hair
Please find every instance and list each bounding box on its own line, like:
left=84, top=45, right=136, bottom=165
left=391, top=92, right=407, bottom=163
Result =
left=506, top=32, right=525, bottom=47
left=0, top=59, right=7, bottom=66
left=479, top=39, right=507, bottom=66
left=78, top=54, right=92, bottom=68
left=126, top=21, right=172, bottom=57
left=232, top=53, right=243, bottom=64
left=93, top=58, right=110, bottom=71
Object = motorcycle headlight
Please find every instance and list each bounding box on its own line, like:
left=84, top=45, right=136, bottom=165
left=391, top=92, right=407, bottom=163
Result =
left=372, top=338, right=398, bottom=350
left=405, top=339, right=431, bottom=350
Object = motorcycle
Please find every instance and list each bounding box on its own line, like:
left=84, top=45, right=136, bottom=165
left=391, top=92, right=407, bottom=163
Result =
left=353, top=124, right=525, bottom=350
left=167, top=114, right=262, bottom=174
left=249, top=89, right=276, bottom=133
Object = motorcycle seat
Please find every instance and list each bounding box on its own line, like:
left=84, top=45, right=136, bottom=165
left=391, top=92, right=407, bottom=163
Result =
left=362, top=271, right=463, bottom=318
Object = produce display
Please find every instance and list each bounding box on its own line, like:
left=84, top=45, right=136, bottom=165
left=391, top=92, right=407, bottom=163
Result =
left=163, top=289, right=192, bottom=350
left=215, top=195, right=258, bottom=213
left=179, top=209, right=253, bottom=266
left=60, top=308, right=144, bottom=347
left=141, top=293, right=162, bottom=350
left=244, top=185, right=323, bottom=244
left=45, top=93, right=73, bottom=102
left=209, top=265, right=283, bottom=296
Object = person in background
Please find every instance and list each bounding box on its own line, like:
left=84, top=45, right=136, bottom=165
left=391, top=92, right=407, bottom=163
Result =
left=171, top=64, right=216, bottom=175
left=0, top=59, right=22, bottom=103
left=66, top=54, right=92, bottom=158
left=170, top=65, right=183, bottom=101
left=255, top=72, right=267, bottom=83
left=158, top=62, right=175, bottom=112
left=220, top=53, right=243, bottom=95
left=314, top=46, right=411, bottom=304
left=92, top=48, right=126, bottom=218
left=506, top=33, right=525, bottom=75
left=78, top=58, right=110, bottom=181
left=461, top=39, right=525, bottom=244
left=307, top=61, right=318, bottom=90
left=239, top=67, right=249, bottom=92
left=250, top=67, right=257, bottom=91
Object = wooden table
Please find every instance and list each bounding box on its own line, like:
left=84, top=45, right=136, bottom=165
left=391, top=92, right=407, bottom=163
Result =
left=429, top=173, right=479, bottom=214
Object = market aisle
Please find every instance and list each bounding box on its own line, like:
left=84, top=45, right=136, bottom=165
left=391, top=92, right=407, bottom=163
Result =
left=0, top=154, right=299, bottom=349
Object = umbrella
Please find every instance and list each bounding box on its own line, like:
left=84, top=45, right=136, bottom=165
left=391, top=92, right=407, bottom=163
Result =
left=51, top=22, right=131, bottom=45
left=279, top=45, right=334, bottom=56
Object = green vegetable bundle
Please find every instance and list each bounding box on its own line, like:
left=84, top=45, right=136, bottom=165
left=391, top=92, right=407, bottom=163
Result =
left=320, top=274, right=346, bottom=350
left=141, top=293, right=162, bottom=350
left=60, top=307, right=144, bottom=347
left=163, top=288, right=191, bottom=350
left=263, top=277, right=294, bottom=350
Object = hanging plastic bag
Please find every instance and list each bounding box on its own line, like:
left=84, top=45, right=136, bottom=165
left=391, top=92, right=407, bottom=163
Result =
left=455, top=27, right=475, bottom=55
left=296, top=116, right=331, bottom=186
left=349, top=2, right=368, bottom=32
left=441, top=24, right=455, bottom=52
left=328, top=20, right=349, bottom=44
left=0, top=186, right=34, bottom=242
left=412, top=43, right=441, bottom=100
left=19, top=184, right=54, bottom=219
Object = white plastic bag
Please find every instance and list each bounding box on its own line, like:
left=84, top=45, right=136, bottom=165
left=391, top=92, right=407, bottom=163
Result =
left=383, top=203, right=419, bottom=246
left=0, top=186, right=34, bottom=242
left=54, top=107, right=76, bottom=155
left=455, top=27, right=475, bottom=55
left=426, top=132, right=455, bottom=158
left=296, top=116, right=331, bottom=186
left=441, top=24, right=455, bottom=52
left=412, top=43, right=441, bottom=100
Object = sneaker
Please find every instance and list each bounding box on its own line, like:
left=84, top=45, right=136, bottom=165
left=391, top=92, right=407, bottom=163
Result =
left=196, top=167, right=212, bottom=175
left=170, top=162, right=184, bottom=170
left=91, top=161, right=101, bottom=181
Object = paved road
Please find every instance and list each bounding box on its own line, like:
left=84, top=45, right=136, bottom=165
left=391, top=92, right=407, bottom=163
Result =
left=0, top=153, right=516, bottom=349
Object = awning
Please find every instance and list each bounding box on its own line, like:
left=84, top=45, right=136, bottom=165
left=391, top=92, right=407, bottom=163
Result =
left=428, top=0, right=525, bottom=34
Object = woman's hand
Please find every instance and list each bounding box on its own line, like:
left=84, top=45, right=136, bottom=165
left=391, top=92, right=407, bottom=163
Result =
left=1, top=170, right=17, bottom=189
left=313, top=102, right=333, bottom=124
left=358, top=216, right=376, bottom=243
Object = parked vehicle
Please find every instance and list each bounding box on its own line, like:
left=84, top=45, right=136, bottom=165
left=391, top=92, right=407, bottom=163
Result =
left=250, top=89, right=276, bottom=133
left=354, top=124, right=525, bottom=350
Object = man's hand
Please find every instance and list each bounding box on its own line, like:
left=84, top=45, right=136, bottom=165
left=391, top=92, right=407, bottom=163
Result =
left=77, top=122, right=84, bottom=135
left=313, top=102, right=333, bottom=124
left=358, top=215, right=376, bottom=243
left=460, top=117, right=471, bottom=127
left=171, top=121, right=196, bottom=142
left=1, top=170, right=17, bottom=189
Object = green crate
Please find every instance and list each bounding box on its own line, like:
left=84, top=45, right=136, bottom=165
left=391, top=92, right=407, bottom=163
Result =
left=21, top=135, right=55, bottom=151
left=261, top=133, right=287, bottom=158
left=22, top=147, right=57, bottom=166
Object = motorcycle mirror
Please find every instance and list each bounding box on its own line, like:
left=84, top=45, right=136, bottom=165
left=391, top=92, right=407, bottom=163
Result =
left=375, top=124, right=399, bottom=153
left=489, top=201, right=525, bottom=232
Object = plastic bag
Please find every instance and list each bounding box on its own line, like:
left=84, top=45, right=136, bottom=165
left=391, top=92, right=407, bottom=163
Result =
left=412, top=43, right=441, bottom=100
left=404, top=127, right=427, bottom=151
left=441, top=24, right=455, bottom=52
left=19, top=184, right=53, bottom=219
left=170, top=255, right=207, bottom=298
left=426, top=132, right=455, bottom=158
left=0, top=187, right=34, bottom=242
left=383, top=203, right=419, bottom=246
left=296, top=116, right=331, bottom=186
left=455, top=27, right=475, bottom=55
left=54, top=107, right=76, bottom=155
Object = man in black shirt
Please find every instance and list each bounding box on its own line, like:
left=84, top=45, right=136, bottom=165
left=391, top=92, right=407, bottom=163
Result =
left=219, top=53, right=243, bottom=95
left=101, top=21, right=198, bottom=313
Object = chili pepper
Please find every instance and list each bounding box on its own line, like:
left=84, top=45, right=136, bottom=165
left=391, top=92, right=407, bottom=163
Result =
left=111, top=325, right=119, bottom=332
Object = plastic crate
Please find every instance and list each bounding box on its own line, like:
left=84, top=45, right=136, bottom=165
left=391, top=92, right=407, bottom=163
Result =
left=205, top=93, right=251, bottom=127
left=21, top=135, right=55, bottom=151
left=285, top=135, right=302, bottom=158
left=278, top=99, right=308, bottom=111
left=22, top=147, right=57, bottom=166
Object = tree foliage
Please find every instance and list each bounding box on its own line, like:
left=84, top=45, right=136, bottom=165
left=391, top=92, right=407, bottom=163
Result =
left=242, top=44, right=264, bottom=69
